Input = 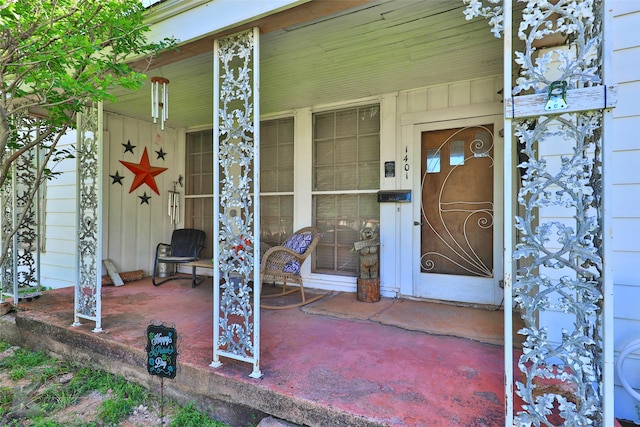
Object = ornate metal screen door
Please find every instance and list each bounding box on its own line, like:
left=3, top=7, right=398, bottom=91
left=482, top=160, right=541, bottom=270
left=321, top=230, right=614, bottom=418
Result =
left=417, top=124, right=501, bottom=305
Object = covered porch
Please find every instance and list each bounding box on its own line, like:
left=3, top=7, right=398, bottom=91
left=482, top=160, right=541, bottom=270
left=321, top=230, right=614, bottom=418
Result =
left=2, top=277, right=520, bottom=427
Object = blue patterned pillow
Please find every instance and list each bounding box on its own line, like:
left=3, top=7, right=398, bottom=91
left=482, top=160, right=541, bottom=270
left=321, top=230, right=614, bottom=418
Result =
left=283, top=233, right=313, bottom=254
left=281, top=232, right=313, bottom=274
left=283, top=260, right=301, bottom=274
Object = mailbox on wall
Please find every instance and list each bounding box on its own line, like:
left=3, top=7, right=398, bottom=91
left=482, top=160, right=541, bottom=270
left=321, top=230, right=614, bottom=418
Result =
left=377, top=190, right=411, bottom=203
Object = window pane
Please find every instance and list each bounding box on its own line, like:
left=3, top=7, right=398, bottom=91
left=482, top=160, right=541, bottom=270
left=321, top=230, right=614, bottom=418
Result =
left=450, top=140, right=465, bottom=166
left=335, top=165, right=354, bottom=191
left=336, top=110, right=358, bottom=136
left=315, top=140, right=334, bottom=166
left=260, top=117, right=294, bottom=193
left=313, top=104, right=380, bottom=193
left=313, top=194, right=379, bottom=275
left=261, top=169, right=277, bottom=192
left=279, top=143, right=294, bottom=169
left=187, top=130, right=214, bottom=196
left=314, top=113, right=334, bottom=139
left=336, top=137, right=357, bottom=164
left=427, top=149, right=440, bottom=173
left=260, top=195, right=293, bottom=246
left=358, top=135, right=380, bottom=162
left=312, top=105, right=380, bottom=276
left=314, top=166, right=335, bottom=191
left=358, top=162, right=379, bottom=190
left=358, top=105, right=380, bottom=134
left=259, top=117, right=295, bottom=247
left=315, top=245, right=335, bottom=271
left=185, top=197, right=214, bottom=260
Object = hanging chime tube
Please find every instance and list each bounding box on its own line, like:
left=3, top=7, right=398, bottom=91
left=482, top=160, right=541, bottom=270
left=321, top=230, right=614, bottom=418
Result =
left=150, top=77, right=169, bottom=130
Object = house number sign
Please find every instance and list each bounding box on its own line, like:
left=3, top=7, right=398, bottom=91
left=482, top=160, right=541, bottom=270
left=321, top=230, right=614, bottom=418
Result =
left=146, top=324, right=178, bottom=379
left=403, top=146, right=410, bottom=179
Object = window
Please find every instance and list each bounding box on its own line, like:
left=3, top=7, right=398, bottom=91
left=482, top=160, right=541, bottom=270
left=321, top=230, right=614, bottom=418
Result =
left=185, top=130, right=214, bottom=260
left=312, top=105, right=380, bottom=275
left=260, top=117, right=294, bottom=246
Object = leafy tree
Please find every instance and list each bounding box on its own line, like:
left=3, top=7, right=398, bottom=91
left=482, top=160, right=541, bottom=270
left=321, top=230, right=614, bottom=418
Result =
left=0, top=0, right=173, bottom=278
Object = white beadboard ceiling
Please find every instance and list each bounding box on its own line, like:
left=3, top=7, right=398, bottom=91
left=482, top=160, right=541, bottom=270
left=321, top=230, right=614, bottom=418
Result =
left=106, top=0, right=516, bottom=130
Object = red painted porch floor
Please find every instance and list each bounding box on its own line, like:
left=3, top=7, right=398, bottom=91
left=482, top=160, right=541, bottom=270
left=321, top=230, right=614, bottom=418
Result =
left=12, top=277, right=520, bottom=426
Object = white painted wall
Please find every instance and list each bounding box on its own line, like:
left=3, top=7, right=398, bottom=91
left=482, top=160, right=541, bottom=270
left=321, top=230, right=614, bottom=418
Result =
left=40, top=130, right=78, bottom=289
left=40, top=114, right=186, bottom=288
left=611, top=1, right=640, bottom=422
left=103, top=114, right=185, bottom=276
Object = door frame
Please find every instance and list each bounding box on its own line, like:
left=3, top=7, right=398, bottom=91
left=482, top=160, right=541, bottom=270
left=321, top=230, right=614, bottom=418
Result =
left=411, top=114, right=504, bottom=306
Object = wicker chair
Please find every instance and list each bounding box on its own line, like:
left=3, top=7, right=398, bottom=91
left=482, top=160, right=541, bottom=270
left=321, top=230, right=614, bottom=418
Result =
left=260, top=226, right=323, bottom=309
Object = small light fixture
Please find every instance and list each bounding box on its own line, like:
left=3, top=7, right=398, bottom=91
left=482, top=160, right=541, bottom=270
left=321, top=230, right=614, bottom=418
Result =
left=150, top=76, right=169, bottom=130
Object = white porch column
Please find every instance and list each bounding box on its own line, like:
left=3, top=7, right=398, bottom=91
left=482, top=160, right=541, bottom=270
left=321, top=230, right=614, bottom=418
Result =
left=73, top=101, right=103, bottom=333
left=211, top=27, right=262, bottom=378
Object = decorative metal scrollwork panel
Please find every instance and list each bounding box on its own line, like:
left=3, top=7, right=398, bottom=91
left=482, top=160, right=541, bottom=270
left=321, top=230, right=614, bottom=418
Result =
left=0, top=174, right=13, bottom=301
left=74, top=102, right=102, bottom=332
left=212, top=28, right=261, bottom=378
left=0, top=114, right=43, bottom=303
left=464, top=1, right=605, bottom=425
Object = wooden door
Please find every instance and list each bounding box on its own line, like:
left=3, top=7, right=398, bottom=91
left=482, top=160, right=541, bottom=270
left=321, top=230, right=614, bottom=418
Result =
left=416, top=124, right=499, bottom=305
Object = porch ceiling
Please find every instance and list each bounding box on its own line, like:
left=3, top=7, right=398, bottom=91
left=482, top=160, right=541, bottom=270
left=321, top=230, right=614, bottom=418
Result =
left=105, top=0, right=507, bottom=130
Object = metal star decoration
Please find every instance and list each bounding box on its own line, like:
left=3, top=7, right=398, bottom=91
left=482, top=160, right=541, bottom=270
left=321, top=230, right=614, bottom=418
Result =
left=156, top=148, right=167, bottom=160
left=139, top=192, right=151, bottom=205
left=122, top=140, right=136, bottom=154
left=120, top=147, right=168, bottom=195
left=110, top=171, right=125, bottom=185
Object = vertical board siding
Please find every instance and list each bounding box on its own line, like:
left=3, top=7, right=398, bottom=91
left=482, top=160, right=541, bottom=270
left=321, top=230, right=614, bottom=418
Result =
left=398, top=76, right=502, bottom=115
left=612, top=2, right=640, bottom=423
left=40, top=131, right=77, bottom=289
left=104, top=114, right=182, bottom=276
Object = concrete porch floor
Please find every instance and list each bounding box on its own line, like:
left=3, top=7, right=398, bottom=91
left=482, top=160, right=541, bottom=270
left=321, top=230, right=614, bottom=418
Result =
left=2, top=277, right=518, bottom=426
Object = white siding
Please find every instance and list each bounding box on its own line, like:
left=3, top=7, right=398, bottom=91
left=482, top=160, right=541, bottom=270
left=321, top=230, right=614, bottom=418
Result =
left=611, top=2, right=640, bottom=422
left=103, top=114, right=185, bottom=276
left=40, top=131, right=77, bottom=289
left=396, top=76, right=503, bottom=299
left=40, top=114, right=186, bottom=288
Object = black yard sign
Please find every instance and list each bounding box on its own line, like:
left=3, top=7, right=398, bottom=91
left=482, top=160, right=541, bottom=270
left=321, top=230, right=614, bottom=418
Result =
left=146, top=324, right=178, bottom=379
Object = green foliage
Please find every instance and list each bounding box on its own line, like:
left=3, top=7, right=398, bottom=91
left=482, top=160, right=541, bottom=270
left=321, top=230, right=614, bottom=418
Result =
left=1, top=0, right=174, bottom=127
left=0, top=0, right=175, bottom=267
left=0, top=342, right=232, bottom=426
left=96, top=373, right=149, bottom=424
left=0, top=385, right=13, bottom=416
left=0, top=347, right=54, bottom=368
left=169, top=402, right=230, bottom=427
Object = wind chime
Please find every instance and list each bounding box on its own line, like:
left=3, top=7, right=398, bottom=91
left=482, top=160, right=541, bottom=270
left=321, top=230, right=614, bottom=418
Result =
left=168, top=175, right=182, bottom=227
left=151, top=76, right=169, bottom=130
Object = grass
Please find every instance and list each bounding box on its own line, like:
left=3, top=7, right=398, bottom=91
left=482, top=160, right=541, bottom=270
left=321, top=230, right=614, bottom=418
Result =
left=0, top=340, right=234, bottom=427
left=169, top=402, right=231, bottom=427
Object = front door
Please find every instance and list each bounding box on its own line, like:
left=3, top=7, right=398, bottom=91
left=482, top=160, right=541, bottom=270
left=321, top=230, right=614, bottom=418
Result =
left=414, top=121, right=502, bottom=305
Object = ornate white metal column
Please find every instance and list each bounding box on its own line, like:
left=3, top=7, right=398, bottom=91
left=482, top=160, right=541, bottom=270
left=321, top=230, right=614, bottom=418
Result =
left=73, top=102, right=103, bottom=333
left=211, top=28, right=262, bottom=378
left=0, top=115, right=42, bottom=305
left=464, top=0, right=615, bottom=425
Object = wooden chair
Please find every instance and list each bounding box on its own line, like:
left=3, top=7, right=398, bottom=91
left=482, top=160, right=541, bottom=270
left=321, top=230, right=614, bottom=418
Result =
left=260, top=226, right=323, bottom=309
left=152, top=228, right=206, bottom=286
